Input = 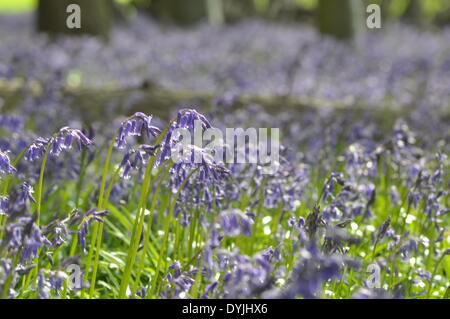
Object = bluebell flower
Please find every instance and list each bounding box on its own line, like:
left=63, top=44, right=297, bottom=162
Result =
left=1, top=258, right=11, bottom=277
left=115, top=112, right=161, bottom=149
left=219, top=209, right=253, bottom=237
left=48, top=271, right=66, bottom=293
left=114, top=113, right=161, bottom=179
left=0, top=115, right=23, bottom=132
left=158, top=109, right=230, bottom=217
left=375, top=218, right=391, bottom=243
left=118, top=148, right=146, bottom=179
left=78, top=209, right=108, bottom=254
left=390, top=185, right=400, bottom=205
left=288, top=216, right=296, bottom=227
left=3, top=216, right=46, bottom=264
left=280, top=241, right=358, bottom=299
left=202, top=281, right=218, bottom=299
left=0, top=150, right=16, bottom=174
left=159, top=109, right=212, bottom=164
left=168, top=261, right=182, bottom=278
left=25, top=127, right=92, bottom=162
left=322, top=173, right=345, bottom=202
left=218, top=250, right=274, bottom=298
left=18, top=182, right=36, bottom=204
left=37, top=271, right=49, bottom=299
left=0, top=196, right=8, bottom=215
left=50, top=127, right=93, bottom=156
left=164, top=261, right=195, bottom=298
left=25, top=137, right=50, bottom=162
left=136, top=286, right=147, bottom=299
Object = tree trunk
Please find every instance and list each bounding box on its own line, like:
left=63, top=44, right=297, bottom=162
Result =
left=148, top=0, right=207, bottom=25
left=317, top=0, right=362, bottom=40
left=403, top=0, right=424, bottom=26
left=37, top=0, right=112, bottom=38
left=206, top=0, right=225, bottom=26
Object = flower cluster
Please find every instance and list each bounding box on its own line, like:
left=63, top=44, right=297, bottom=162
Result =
left=25, top=127, right=92, bottom=162
left=115, top=112, right=161, bottom=149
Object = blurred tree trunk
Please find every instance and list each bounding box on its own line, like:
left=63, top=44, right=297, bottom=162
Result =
left=148, top=0, right=207, bottom=25
left=435, top=7, right=450, bottom=26
left=317, top=0, right=363, bottom=40
left=206, top=0, right=225, bottom=26
left=223, top=0, right=256, bottom=23
left=37, top=0, right=112, bottom=38
left=403, top=0, right=424, bottom=26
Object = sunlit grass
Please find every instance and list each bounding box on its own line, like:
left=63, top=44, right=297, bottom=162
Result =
left=0, top=0, right=36, bottom=13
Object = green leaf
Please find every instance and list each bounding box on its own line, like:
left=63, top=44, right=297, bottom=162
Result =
left=444, top=286, right=450, bottom=299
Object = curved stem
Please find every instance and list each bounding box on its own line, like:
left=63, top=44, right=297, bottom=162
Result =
left=36, top=144, right=52, bottom=226
left=118, top=129, right=167, bottom=298
left=426, top=253, right=447, bottom=298
left=83, top=134, right=117, bottom=298
left=1, top=248, right=21, bottom=299
left=89, top=166, right=121, bottom=298
left=250, top=177, right=267, bottom=255
left=118, top=160, right=154, bottom=298
left=148, top=167, right=198, bottom=298
left=132, top=164, right=170, bottom=294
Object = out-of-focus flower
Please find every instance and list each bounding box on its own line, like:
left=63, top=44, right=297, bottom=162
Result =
left=0, top=150, right=16, bottom=174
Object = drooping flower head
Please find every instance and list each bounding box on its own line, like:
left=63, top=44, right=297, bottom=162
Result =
left=50, top=127, right=93, bottom=156
left=159, top=108, right=212, bottom=164
left=3, top=215, right=48, bottom=264
left=77, top=209, right=108, bottom=254
left=156, top=110, right=230, bottom=212
left=0, top=149, right=16, bottom=174
left=115, top=112, right=161, bottom=149
left=219, top=209, right=253, bottom=237
left=25, top=127, right=93, bottom=162
left=114, top=112, right=161, bottom=179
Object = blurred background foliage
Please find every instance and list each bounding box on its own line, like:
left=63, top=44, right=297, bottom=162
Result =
left=1, top=0, right=450, bottom=38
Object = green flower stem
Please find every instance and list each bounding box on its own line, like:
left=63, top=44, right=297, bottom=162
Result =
left=190, top=212, right=223, bottom=299
left=187, top=206, right=199, bottom=262
left=191, top=250, right=205, bottom=299
left=89, top=166, right=121, bottom=297
left=133, top=165, right=170, bottom=294
left=250, top=177, right=267, bottom=255
left=173, top=215, right=182, bottom=260
left=36, top=143, right=52, bottom=226
left=82, top=134, right=116, bottom=298
left=118, top=157, right=156, bottom=298
left=68, top=233, right=78, bottom=256
left=271, top=202, right=284, bottom=246
left=23, top=143, right=52, bottom=291
left=75, top=148, right=88, bottom=207
left=0, top=146, right=33, bottom=240
left=426, top=251, right=448, bottom=298
left=1, top=247, right=21, bottom=299
left=148, top=168, right=198, bottom=298
left=118, top=128, right=168, bottom=299
left=187, top=189, right=202, bottom=261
